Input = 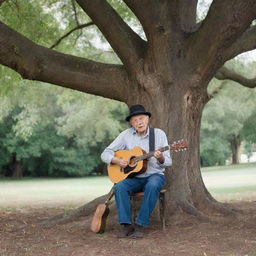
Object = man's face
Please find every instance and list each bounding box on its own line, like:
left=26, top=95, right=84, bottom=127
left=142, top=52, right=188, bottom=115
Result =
left=130, top=114, right=149, bottom=134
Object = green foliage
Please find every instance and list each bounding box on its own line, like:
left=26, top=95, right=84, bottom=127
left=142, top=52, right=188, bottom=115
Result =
left=0, top=0, right=61, bottom=46
left=200, top=136, right=230, bottom=166
left=201, top=72, right=256, bottom=166
left=1, top=0, right=254, bottom=172
left=241, top=111, right=256, bottom=143
left=0, top=75, right=127, bottom=177
left=0, top=0, right=130, bottom=177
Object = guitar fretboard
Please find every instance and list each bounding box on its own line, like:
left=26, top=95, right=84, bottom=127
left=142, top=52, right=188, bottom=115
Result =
left=133, top=145, right=170, bottom=162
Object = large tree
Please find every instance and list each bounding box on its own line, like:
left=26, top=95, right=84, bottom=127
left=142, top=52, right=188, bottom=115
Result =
left=1, top=0, right=256, bottom=220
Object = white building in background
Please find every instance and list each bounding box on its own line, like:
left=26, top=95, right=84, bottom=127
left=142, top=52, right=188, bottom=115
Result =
left=240, top=152, right=256, bottom=163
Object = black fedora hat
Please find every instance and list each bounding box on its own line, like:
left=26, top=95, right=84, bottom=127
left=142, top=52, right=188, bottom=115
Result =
left=125, top=104, right=151, bottom=122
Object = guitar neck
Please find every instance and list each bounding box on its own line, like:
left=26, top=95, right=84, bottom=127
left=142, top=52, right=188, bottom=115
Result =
left=135, top=145, right=170, bottom=161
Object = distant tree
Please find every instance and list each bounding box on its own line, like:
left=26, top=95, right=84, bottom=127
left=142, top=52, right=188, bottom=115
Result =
left=241, top=111, right=256, bottom=144
left=201, top=78, right=256, bottom=165
left=0, top=82, right=127, bottom=178
left=243, top=142, right=256, bottom=162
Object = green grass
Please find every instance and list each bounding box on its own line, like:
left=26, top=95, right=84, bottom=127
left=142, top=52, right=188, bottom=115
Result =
left=0, top=163, right=255, bottom=208
left=201, top=162, right=256, bottom=172
left=0, top=176, right=112, bottom=208
left=209, top=185, right=256, bottom=194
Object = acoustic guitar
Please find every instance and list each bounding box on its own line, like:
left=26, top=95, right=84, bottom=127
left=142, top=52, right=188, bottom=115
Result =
left=107, top=139, right=188, bottom=183
left=90, top=185, right=115, bottom=233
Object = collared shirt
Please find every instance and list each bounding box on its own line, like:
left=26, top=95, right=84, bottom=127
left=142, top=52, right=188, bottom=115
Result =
left=101, top=127, right=172, bottom=177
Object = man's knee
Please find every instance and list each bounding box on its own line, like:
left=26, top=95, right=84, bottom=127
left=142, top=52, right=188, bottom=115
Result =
left=146, top=175, right=165, bottom=191
left=115, top=180, right=129, bottom=193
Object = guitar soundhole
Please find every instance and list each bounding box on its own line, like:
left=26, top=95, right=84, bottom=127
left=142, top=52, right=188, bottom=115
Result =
left=123, top=156, right=137, bottom=174
left=129, top=156, right=136, bottom=167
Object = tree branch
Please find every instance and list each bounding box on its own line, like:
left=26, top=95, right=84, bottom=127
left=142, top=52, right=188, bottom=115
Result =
left=50, top=22, right=94, bottom=49
left=122, top=0, right=183, bottom=72
left=223, top=26, right=256, bottom=61
left=215, top=66, right=256, bottom=88
left=76, top=0, right=145, bottom=71
left=208, top=81, right=227, bottom=98
left=190, top=0, right=256, bottom=77
left=175, top=0, right=198, bottom=32
left=0, top=0, right=6, bottom=7
left=71, top=0, right=80, bottom=26
left=122, top=0, right=162, bottom=38
left=0, top=21, right=129, bottom=102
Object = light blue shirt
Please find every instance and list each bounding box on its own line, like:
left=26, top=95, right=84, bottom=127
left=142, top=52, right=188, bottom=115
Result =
left=101, top=127, right=172, bottom=177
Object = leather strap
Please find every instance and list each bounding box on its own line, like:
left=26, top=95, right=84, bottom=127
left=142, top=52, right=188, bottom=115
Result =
left=149, top=127, right=155, bottom=152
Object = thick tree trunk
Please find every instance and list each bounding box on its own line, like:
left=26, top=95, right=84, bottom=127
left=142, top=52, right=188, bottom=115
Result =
left=9, top=154, right=23, bottom=179
left=229, top=135, right=241, bottom=164
left=123, top=75, right=236, bottom=219
left=12, top=161, right=23, bottom=179
left=48, top=76, right=237, bottom=225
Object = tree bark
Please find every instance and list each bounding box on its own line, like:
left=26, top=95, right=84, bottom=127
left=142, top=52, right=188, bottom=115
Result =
left=0, top=21, right=129, bottom=102
left=8, top=154, right=23, bottom=179
left=42, top=193, right=112, bottom=226
left=189, top=0, right=256, bottom=80
left=50, top=22, right=94, bottom=49
left=76, top=0, right=146, bottom=71
left=215, top=66, right=256, bottom=88
left=12, top=161, right=23, bottom=179
left=223, top=26, right=256, bottom=61
left=0, top=0, right=6, bottom=7
left=228, top=135, right=242, bottom=165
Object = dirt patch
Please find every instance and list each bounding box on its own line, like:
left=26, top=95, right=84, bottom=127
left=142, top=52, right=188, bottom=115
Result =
left=0, top=201, right=256, bottom=256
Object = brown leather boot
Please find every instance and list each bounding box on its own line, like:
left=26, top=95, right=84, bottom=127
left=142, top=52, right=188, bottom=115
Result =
left=130, top=224, right=144, bottom=239
left=117, top=224, right=134, bottom=238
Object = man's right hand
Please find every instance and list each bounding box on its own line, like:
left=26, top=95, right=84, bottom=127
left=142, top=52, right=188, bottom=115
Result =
left=111, top=157, right=128, bottom=168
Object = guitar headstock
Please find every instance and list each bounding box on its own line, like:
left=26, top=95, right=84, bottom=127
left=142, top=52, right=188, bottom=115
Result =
left=170, top=139, right=188, bottom=152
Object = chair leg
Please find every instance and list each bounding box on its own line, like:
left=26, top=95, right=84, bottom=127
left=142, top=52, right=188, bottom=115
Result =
left=131, top=196, right=137, bottom=223
left=159, top=192, right=166, bottom=231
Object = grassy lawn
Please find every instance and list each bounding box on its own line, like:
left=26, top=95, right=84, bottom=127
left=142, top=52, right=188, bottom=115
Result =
left=202, top=162, right=256, bottom=201
left=0, top=176, right=113, bottom=208
left=0, top=163, right=255, bottom=208
left=201, top=162, right=256, bottom=172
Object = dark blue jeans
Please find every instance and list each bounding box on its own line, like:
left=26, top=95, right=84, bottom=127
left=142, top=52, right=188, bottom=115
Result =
left=115, top=173, right=166, bottom=226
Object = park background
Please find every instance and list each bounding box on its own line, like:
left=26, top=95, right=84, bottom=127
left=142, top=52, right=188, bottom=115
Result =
left=0, top=0, right=256, bottom=256
left=0, top=1, right=255, bottom=179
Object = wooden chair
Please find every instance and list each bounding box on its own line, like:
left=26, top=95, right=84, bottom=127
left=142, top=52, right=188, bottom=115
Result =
left=130, top=189, right=167, bottom=231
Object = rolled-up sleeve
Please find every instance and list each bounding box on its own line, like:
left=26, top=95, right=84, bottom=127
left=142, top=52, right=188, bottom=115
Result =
left=101, top=131, right=126, bottom=165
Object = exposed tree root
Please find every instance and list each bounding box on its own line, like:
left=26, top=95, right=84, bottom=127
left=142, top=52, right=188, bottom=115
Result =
left=41, top=189, right=243, bottom=228
left=200, top=191, right=242, bottom=216
left=178, top=200, right=211, bottom=222
left=41, top=194, right=113, bottom=227
left=206, top=200, right=241, bottom=215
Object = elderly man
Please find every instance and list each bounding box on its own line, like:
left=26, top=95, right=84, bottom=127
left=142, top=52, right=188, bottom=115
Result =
left=101, top=104, right=172, bottom=238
